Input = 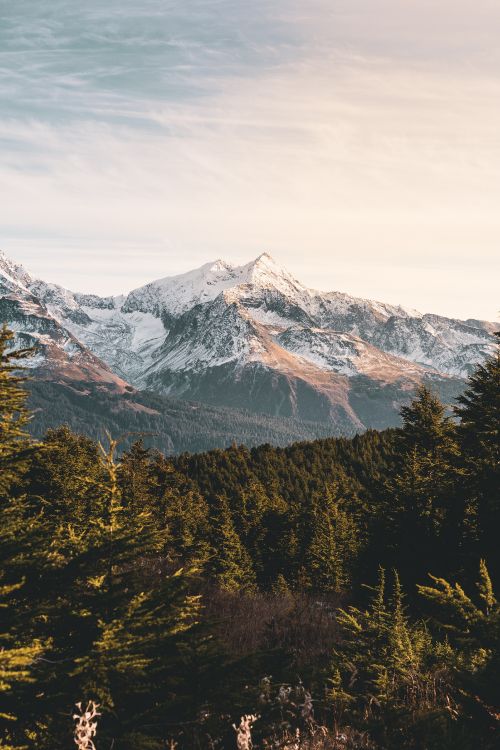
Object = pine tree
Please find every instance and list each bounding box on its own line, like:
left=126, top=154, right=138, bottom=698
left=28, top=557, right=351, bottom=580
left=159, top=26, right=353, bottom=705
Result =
left=66, top=437, right=203, bottom=748
left=455, top=334, right=500, bottom=463
left=331, top=569, right=451, bottom=745
left=26, top=426, right=101, bottom=521
left=2, top=428, right=206, bottom=749
left=0, top=328, right=46, bottom=748
left=231, top=479, right=282, bottom=585
left=0, top=326, right=35, bottom=497
left=399, top=385, right=454, bottom=451
left=384, top=387, right=462, bottom=584
left=118, top=439, right=152, bottom=511
left=0, top=504, right=46, bottom=750
left=306, top=484, right=359, bottom=594
left=210, top=496, right=257, bottom=593
left=454, top=337, right=500, bottom=578
left=146, top=451, right=211, bottom=565
left=418, top=561, right=500, bottom=735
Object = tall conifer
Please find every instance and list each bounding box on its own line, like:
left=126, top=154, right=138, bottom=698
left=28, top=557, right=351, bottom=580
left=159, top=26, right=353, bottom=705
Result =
left=455, top=337, right=500, bottom=577
left=0, top=325, right=34, bottom=496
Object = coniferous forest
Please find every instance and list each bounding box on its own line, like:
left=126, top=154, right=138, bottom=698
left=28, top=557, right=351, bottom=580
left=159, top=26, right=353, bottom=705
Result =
left=1, top=324, right=499, bottom=750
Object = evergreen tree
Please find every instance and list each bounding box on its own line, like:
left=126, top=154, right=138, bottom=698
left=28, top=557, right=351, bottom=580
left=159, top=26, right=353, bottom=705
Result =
left=306, top=484, right=359, bottom=593
left=454, top=337, right=500, bottom=578
left=331, top=568, right=455, bottom=748
left=2, top=429, right=206, bottom=749
left=399, top=385, right=456, bottom=455
left=0, top=500, right=46, bottom=750
left=147, top=451, right=211, bottom=565
left=0, top=326, right=45, bottom=748
left=418, top=561, right=500, bottom=741
left=455, top=334, right=500, bottom=462
left=118, top=439, right=152, bottom=511
left=383, top=387, right=462, bottom=584
left=26, top=426, right=101, bottom=521
left=58, top=437, right=202, bottom=749
left=210, top=496, right=257, bottom=593
left=0, top=326, right=35, bottom=497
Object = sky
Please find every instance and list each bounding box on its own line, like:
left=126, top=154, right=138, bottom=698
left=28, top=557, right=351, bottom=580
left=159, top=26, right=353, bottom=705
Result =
left=0, top=0, right=499, bottom=321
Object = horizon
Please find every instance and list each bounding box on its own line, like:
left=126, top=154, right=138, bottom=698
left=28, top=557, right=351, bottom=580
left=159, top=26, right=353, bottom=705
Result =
left=1, top=247, right=495, bottom=322
left=1, top=1, right=499, bottom=321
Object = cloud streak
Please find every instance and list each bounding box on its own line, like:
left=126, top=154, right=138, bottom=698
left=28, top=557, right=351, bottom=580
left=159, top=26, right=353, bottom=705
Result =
left=0, top=0, right=498, bottom=319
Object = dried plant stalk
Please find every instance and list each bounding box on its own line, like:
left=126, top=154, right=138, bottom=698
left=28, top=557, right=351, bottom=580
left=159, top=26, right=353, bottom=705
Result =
left=233, top=714, right=258, bottom=750
left=73, top=701, right=101, bottom=750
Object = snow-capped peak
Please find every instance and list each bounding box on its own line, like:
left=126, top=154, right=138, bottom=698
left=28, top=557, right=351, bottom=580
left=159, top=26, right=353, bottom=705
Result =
left=1, top=248, right=496, bottom=393
left=207, top=258, right=233, bottom=273
left=0, top=250, right=34, bottom=292
left=122, top=252, right=305, bottom=318
left=239, top=252, right=303, bottom=289
left=247, top=251, right=281, bottom=272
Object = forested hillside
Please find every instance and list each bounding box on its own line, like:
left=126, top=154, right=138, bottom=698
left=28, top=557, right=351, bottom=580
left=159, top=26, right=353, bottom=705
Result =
left=1, top=324, right=499, bottom=750
left=26, top=379, right=340, bottom=453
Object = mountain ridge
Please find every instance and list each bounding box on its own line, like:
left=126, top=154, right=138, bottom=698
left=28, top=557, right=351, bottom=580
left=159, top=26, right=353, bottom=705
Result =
left=0, top=249, right=496, bottom=441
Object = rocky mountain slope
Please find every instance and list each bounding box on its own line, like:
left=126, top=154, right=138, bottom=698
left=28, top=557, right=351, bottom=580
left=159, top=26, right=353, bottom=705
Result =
left=1, top=250, right=496, bottom=439
left=1, top=251, right=337, bottom=451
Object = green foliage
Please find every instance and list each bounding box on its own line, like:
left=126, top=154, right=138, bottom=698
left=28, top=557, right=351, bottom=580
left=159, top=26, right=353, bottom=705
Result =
left=0, top=351, right=210, bottom=750
left=455, top=334, right=500, bottom=463
left=382, top=386, right=464, bottom=585
left=330, top=568, right=456, bottom=748
left=306, top=483, right=360, bottom=593
left=0, top=325, right=35, bottom=497
left=0, top=507, right=45, bottom=750
left=35, top=438, right=206, bottom=749
left=210, top=495, right=257, bottom=593
left=133, top=448, right=211, bottom=566
left=26, top=426, right=101, bottom=521
left=1, top=326, right=499, bottom=748
left=400, top=385, right=456, bottom=455
left=454, top=336, right=500, bottom=577
left=418, top=561, right=500, bottom=737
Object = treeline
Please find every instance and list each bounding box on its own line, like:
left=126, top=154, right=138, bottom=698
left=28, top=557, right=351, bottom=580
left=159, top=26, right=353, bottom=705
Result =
left=1, top=324, right=499, bottom=749
left=26, top=379, right=340, bottom=453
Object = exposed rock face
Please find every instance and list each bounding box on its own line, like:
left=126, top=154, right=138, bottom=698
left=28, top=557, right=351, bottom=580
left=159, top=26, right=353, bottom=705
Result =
left=1, top=250, right=496, bottom=434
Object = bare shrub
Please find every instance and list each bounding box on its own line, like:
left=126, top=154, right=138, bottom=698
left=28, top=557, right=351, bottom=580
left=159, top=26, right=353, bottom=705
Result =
left=204, top=588, right=341, bottom=668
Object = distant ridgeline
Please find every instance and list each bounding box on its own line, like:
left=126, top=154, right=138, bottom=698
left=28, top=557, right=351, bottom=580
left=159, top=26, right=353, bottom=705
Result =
left=1, top=249, right=496, bottom=449
left=25, top=379, right=342, bottom=453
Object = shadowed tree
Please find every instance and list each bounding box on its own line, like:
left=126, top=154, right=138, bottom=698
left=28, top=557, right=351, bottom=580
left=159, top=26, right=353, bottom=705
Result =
left=0, top=325, right=35, bottom=497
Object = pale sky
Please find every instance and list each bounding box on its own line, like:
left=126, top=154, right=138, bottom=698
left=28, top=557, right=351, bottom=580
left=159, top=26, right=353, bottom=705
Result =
left=0, top=0, right=499, bottom=320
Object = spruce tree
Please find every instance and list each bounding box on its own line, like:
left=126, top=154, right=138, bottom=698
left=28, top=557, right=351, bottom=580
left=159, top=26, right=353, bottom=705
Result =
left=0, top=325, right=35, bottom=496
left=418, top=561, right=500, bottom=736
left=0, top=327, right=46, bottom=748
left=146, top=451, right=211, bottom=565
left=62, top=437, right=203, bottom=749
left=331, top=569, right=451, bottom=745
left=0, top=502, right=46, bottom=750
left=118, top=439, right=152, bottom=511
left=26, top=426, right=101, bottom=521
left=384, top=386, right=461, bottom=584
left=454, top=337, right=500, bottom=578
left=2, top=426, right=206, bottom=749
left=306, top=484, right=359, bottom=594
left=210, top=496, right=257, bottom=593
left=399, top=385, right=456, bottom=455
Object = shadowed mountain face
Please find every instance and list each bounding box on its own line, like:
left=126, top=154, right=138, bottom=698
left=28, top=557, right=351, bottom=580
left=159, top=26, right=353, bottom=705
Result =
left=1, top=250, right=496, bottom=442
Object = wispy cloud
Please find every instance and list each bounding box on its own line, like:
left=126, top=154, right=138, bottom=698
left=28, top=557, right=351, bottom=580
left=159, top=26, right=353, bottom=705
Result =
left=0, top=0, right=499, bottom=319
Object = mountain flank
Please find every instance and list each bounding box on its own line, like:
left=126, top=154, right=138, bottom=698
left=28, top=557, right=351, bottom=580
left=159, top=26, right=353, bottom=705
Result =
left=1, top=250, right=496, bottom=447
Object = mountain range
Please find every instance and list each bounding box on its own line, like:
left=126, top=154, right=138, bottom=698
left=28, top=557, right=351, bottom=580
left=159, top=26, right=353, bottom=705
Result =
left=1, top=250, right=496, bottom=450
